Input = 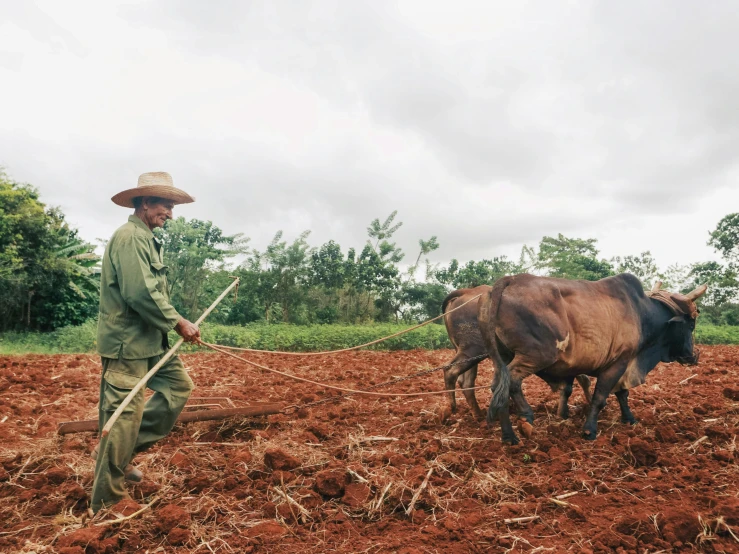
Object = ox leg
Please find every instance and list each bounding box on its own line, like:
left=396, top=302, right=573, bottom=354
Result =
left=444, top=351, right=479, bottom=416
left=510, top=379, right=534, bottom=424
left=615, top=389, right=637, bottom=425
left=582, top=364, right=627, bottom=440
left=458, top=363, right=485, bottom=421
left=557, top=378, right=574, bottom=420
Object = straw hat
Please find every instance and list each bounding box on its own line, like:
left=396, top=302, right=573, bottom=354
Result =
left=111, top=172, right=195, bottom=208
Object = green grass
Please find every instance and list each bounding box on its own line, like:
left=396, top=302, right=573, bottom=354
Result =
left=694, top=323, right=739, bottom=345
left=0, top=320, right=452, bottom=355
left=2, top=320, right=738, bottom=355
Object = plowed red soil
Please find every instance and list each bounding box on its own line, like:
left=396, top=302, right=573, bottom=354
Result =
left=1, top=346, right=737, bottom=553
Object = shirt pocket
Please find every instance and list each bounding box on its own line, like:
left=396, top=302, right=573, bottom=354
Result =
left=150, top=261, right=169, bottom=293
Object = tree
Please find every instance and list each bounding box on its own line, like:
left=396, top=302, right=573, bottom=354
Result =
left=158, top=217, right=249, bottom=319
left=247, top=230, right=314, bottom=323
left=407, top=236, right=440, bottom=281
left=661, top=263, right=692, bottom=294
left=434, top=257, right=522, bottom=289
left=54, top=236, right=100, bottom=299
left=0, top=173, right=99, bottom=331
left=708, top=213, right=739, bottom=264
left=309, top=240, right=346, bottom=290
left=611, top=251, right=663, bottom=289
left=367, top=210, right=403, bottom=256
left=686, top=261, right=739, bottom=306
left=537, top=234, right=614, bottom=281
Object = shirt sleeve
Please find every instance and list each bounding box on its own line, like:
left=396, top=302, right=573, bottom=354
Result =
left=113, top=232, right=182, bottom=333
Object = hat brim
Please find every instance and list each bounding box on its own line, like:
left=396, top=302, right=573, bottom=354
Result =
left=111, top=185, right=196, bottom=208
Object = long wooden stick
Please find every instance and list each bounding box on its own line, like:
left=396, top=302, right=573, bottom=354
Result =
left=59, top=403, right=282, bottom=435
left=101, top=277, right=240, bottom=438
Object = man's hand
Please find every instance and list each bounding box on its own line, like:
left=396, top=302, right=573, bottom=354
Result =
left=175, top=318, right=201, bottom=343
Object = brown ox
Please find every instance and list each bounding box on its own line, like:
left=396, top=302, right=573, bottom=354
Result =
left=478, top=273, right=706, bottom=444
left=442, top=286, right=591, bottom=421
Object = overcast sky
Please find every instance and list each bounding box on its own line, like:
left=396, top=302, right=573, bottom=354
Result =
left=1, top=1, right=738, bottom=273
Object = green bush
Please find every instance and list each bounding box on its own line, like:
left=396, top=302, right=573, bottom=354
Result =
left=694, top=323, right=739, bottom=345
left=0, top=319, right=97, bottom=354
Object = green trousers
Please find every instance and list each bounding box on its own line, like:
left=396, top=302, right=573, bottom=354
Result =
left=90, top=354, right=193, bottom=512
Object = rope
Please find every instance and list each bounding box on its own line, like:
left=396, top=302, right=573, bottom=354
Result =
left=285, top=353, right=489, bottom=412
left=207, top=293, right=482, bottom=356
left=199, top=341, right=491, bottom=398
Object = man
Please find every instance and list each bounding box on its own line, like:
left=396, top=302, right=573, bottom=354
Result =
left=91, top=172, right=201, bottom=513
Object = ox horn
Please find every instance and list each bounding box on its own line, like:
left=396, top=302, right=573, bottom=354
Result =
left=685, top=284, right=708, bottom=302
left=651, top=281, right=662, bottom=292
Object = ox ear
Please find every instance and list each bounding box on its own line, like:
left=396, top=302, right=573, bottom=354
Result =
left=651, top=281, right=662, bottom=292
left=685, top=284, right=707, bottom=302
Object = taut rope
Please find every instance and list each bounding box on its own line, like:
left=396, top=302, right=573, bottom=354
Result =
left=199, top=341, right=490, bottom=398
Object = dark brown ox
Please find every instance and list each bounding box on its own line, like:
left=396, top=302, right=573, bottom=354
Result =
left=442, top=286, right=591, bottom=422
left=478, top=273, right=706, bottom=444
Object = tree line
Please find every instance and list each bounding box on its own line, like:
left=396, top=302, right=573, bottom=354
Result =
left=2, top=171, right=739, bottom=332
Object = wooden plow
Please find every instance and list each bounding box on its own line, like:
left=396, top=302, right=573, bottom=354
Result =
left=57, top=397, right=283, bottom=435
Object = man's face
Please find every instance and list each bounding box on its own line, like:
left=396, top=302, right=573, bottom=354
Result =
left=143, top=198, right=175, bottom=229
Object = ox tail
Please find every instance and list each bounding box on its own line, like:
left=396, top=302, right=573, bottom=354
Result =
left=478, top=277, right=513, bottom=424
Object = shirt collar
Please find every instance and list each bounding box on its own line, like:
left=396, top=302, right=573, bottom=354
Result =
left=128, top=215, right=154, bottom=238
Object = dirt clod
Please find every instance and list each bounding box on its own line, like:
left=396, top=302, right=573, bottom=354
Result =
left=167, top=527, right=191, bottom=545
left=654, top=425, right=678, bottom=443
left=704, top=425, right=732, bottom=441
left=56, top=527, right=107, bottom=552
left=111, top=498, right=141, bottom=516
left=518, top=420, right=534, bottom=439
left=264, top=448, right=301, bottom=471
left=342, top=483, right=370, bottom=508
left=155, top=503, right=190, bottom=533
left=232, top=449, right=253, bottom=465
left=626, top=438, right=659, bottom=467
left=315, top=469, right=346, bottom=498
left=246, top=521, right=286, bottom=539
left=661, top=510, right=702, bottom=544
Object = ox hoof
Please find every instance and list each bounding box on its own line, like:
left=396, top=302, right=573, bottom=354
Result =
left=519, top=412, right=534, bottom=425
left=581, top=430, right=597, bottom=441
left=621, top=417, right=638, bottom=425
left=502, top=434, right=520, bottom=445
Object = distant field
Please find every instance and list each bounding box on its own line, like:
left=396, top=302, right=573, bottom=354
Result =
left=1, top=320, right=737, bottom=354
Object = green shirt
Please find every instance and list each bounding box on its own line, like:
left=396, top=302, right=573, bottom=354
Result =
left=97, top=215, right=181, bottom=359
